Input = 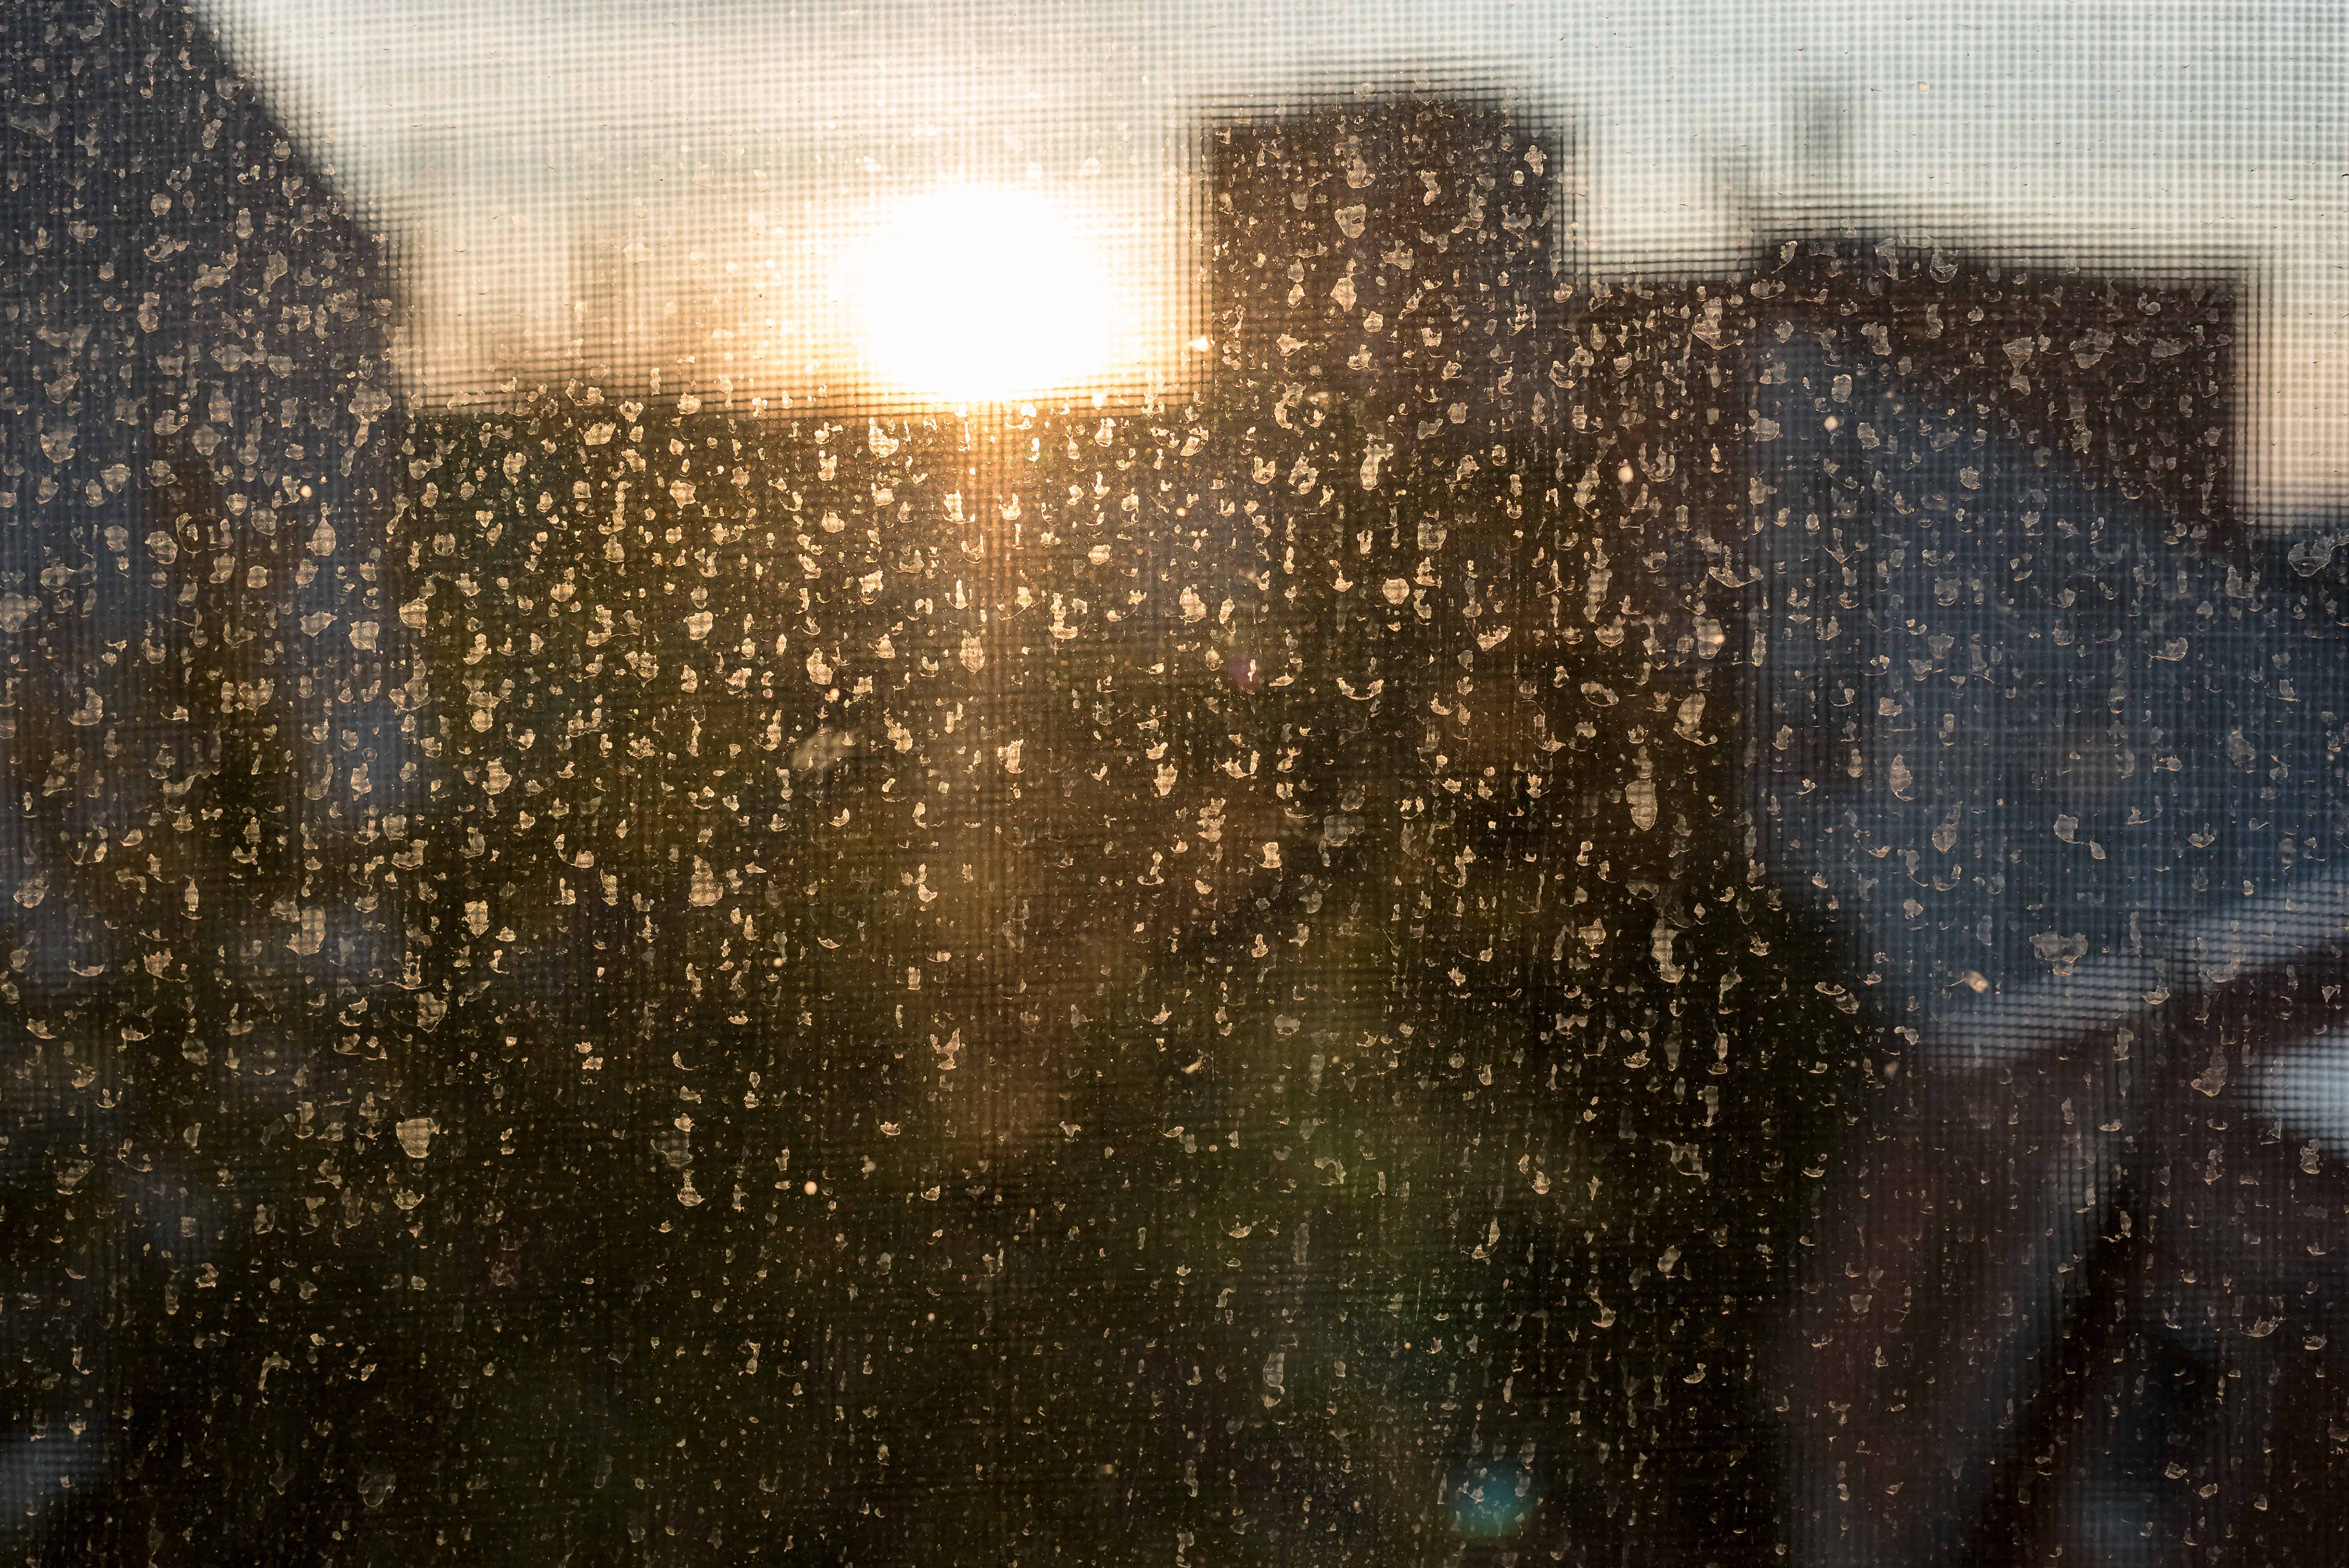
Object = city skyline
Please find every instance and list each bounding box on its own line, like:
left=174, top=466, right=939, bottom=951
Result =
left=197, top=0, right=2349, bottom=515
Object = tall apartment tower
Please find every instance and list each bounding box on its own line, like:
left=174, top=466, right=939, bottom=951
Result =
left=1196, top=98, right=1811, bottom=1562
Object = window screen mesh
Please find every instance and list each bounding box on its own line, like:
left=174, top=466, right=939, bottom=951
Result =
left=3, top=3, right=2346, bottom=1564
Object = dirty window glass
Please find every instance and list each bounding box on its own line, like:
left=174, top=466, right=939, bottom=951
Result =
left=4, top=3, right=2344, bottom=1563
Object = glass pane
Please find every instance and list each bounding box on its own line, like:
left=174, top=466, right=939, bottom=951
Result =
left=4, top=3, right=2341, bottom=1562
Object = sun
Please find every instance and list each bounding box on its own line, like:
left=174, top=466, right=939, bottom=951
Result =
left=853, top=184, right=1117, bottom=403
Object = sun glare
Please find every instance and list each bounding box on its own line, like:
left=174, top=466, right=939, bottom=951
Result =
left=854, top=185, right=1117, bottom=403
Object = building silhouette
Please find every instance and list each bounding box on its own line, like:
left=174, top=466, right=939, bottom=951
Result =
left=0, top=0, right=408, bottom=1549
left=1745, top=241, right=2349, bottom=1563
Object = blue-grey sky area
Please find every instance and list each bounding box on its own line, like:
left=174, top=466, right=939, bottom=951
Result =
left=203, top=0, right=2347, bottom=511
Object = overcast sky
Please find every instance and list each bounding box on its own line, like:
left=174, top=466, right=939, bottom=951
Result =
left=200, top=0, right=2347, bottom=512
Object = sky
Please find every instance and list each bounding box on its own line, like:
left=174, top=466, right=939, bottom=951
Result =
left=200, top=0, right=2349, bottom=513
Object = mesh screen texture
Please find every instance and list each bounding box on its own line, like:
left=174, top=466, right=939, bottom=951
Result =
left=3, top=3, right=2348, bottom=1564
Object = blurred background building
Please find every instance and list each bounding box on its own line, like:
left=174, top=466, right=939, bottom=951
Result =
left=0, top=0, right=408, bottom=1545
